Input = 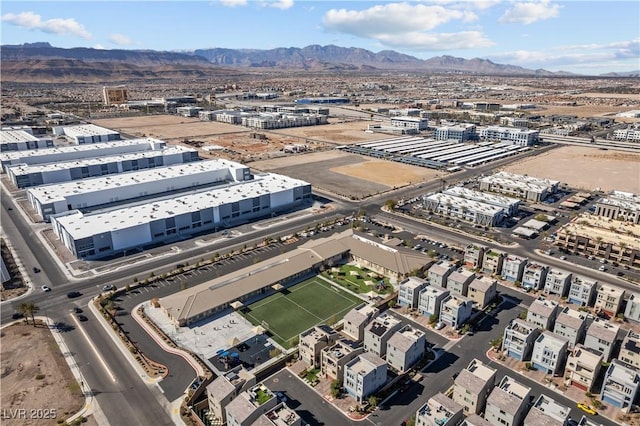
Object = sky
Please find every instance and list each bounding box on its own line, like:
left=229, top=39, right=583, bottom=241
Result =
left=1, top=1, right=639, bottom=75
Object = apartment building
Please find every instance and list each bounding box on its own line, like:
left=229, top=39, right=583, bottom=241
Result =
left=343, top=352, right=387, bottom=403
left=460, top=414, right=493, bottom=426
left=434, top=124, right=476, bottom=142
left=594, top=191, right=640, bottom=224
left=484, top=375, right=532, bottom=426
left=526, top=298, right=560, bottom=330
left=452, top=359, right=497, bottom=415
left=594, top=284, right=625, bottom=317
left=619, top=330, right=640, bottom=371
left=320, top=339, right=364, bottom=380
left=207, top=366, right=256, bottom=425
left=299, top=325, right=339, bottom=368
left=415, top=393, right=464, bottom=426
left=503, top=319, right=541, bottom=361
left=501, top=255, right=528, bottom=282
left=225, top=383, right=278, bottom=426
left=565, top=345, right=603, bottom=392
left=479, top=126, right=539, bottom=147
left=479, top=171, right=559, bottom=202
left=523, top=394, right=570, bottom=426
left=464, top=244, right=486, bottom=269
left=567, top=275, right=597, bottom=306
left=625, top=293, right=640, bottom=323
left=553, top=307, right=587, bottom=349
left=342, top=304, right=379, bottom=342
left=584, top=319, right=621, bottom=361
left=363, top=313, right=403, bottom=358
left=440, top=294, right=473, bottom=329
left=255, top=403, right=302, bottom=426
left=521, top=262, right=549, bottom=290
left=481, top=250, right=505, bottom=276
left=427, top=260, right=457, bottom=287
left=386, top=325, right=426, bottom=373
left=418, top=284, right=449, bottom=318
left=445, top=268, right=475, bottom=296
left=467, top=276, right=497, bottom=309
left=531, top=331, right=569, bottom=375
left=543, top=268, right=572, bottom=297
left=397, top=276, right=429, bottom=309
left=601, top=360, right=640, bottom=413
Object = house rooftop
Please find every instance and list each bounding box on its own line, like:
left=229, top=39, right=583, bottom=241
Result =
left=399, top=276, right=428, bottom=290
left=252, top=403, right=301, bottom=426
left=366, top=313, right=401, bottom=337
left=417, top=393, right=463, bottom=425
left=597, top=283, right=625, bottom=298
left=622, top=330, right=640, bottom=355
left=535, top=330, right=569, bottom=350
left=345, top=352, right=386, bottom=375
left=507, top=318, right=539, bottom=335
left=606, top=359, right=640, bottom=385
left=524, top=394, right=569, bottom=426
left=387, top=325, right=425, bottom=352
left=455, top=359, right=496, bottom=394
left=555, top=307, right=586, bottom=330
left=468, top=276, right=496, bottom=293
left=488, top=375, right=530, bottom=415
left=569, top=345, right=603, bottom=369
left=528, top=298, right=559, bottom=318
left=586, top=319, right=620, bottom=342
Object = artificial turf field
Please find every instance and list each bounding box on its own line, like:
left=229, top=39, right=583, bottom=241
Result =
left=240, top=277, right=363, bottom=348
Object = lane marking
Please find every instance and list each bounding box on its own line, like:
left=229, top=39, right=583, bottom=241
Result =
left=70, top=314, right=118, bottom=383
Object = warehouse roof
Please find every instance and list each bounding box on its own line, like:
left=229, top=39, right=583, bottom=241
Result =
left=59, top=123, right=120, bottom=137
left=0, top=129, right=39, bottom=144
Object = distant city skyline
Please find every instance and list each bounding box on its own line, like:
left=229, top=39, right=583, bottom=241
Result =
left=1, top=1, right=638, bottom=75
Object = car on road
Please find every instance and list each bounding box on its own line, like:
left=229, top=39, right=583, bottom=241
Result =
left=67, top=291, right=81, bottom=298
left=32, top=266, right=41, bottom=273
left=577, top=402, right=597, bottom=416
left=41, top=285, right=51, bottom=292
left=76, top=314, right=88, bottom=322
left=598, top=265, right=606, bottom=272
left=71, top=307, right=83, bottom=314
left=559, top=256, right=567, bottom=260
left=102, top=284, right=115, bottom=291
left=434, top=322, right=445, bottom=330
left=12, top=312, right=23, bottom=320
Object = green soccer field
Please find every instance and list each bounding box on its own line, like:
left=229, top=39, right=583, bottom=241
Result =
left=240, top=277, right=363, bottom=348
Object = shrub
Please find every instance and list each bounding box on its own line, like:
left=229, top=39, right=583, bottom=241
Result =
left=35, top=374, right=45, bottom=380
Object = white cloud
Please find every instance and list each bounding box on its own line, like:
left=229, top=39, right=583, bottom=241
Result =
left=322, top=3, right=488, bottom=52
left=499, top=0, right=560, bottom=25
left=261, top=0, right=294, bottom=10
left=109, top=33, right=133, bottom=46
left=218, top=0, right=247, bottom=7
left=1, top=11, right=92, bottom=39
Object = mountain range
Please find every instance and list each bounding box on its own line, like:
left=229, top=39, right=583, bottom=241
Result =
left=2, top=42, right=633, bottom=83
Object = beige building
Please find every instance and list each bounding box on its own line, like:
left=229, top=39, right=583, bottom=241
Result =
left=207, top=366, right=256, bottom=425
left=416, top=393, right=464, bottom=426
left=252, top=403, right=302, bottom=426
left=485, top=375, right=531, bottom=426
left=386, top=325, right=426, bottom=373
left=446, top=268, right=476, bottom=296
left=523, top=394, right=570, bottom=426
left=299, top=325, right=339, bottom=368
left=464, top=244, right=487, bottom=269
left=467, top=276, right=497, bottom=309
left=427, top=260, right=457, bottom=287
left=320, top=339, right=364, bottom=380
left=526, top=297, right=560, bottom=330
left=225, top=383, right=278, bottom=426
left=481, top=249, right=505, bottom=276
left=363, top=313, right=402, bottom=358
left=343, top=352, right=387, bottom=403
left=594, top=283, right=625, bottom=317
left=584, top=319, right=621, bottom=361
left=552, top=306, right=587, bottom=349
left=565, top=345, right=603, bottom=392
left=452, top=359, right=497, bottom=415
left=619, top=330, right=640, bottom=371
left=342, top=304, right=379, bottom=342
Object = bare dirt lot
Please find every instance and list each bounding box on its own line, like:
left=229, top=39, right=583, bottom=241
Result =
left=251, top=150, right=439, bottom=199
left=503, top=145, right=640, bottom=193
left=268, top=120, right=390, bottom=145
left=1, top=322, right=84, bottom=425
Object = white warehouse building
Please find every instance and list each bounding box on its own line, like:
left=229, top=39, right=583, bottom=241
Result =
left=479, top=171, right=559, bottom=202
left=53, top=124, right=121, bottom=144
left=6, top=145, right=199, bottom=188
left=479, top=126, right=539, bottom=146
left=50, top=173, right=312, bottom=259
left=1, top=129, right=53, bottom=152
left=27, top=159, right=251, bottom=221
left=0, top=138, right=167, bottom=171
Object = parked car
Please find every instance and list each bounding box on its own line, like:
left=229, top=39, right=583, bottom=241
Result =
left=76, top=314, right=88, bottom=322
left=576, top=403, right=597, bottom=416
left=12, top=312, right=23, bottom=320
left=434, top=322, right=445, bottom=330
left=559, top=256, right=567, bottom=260
left=41, top=285, right=51, bottom=292
left=32, top=266, right=41, bottom=273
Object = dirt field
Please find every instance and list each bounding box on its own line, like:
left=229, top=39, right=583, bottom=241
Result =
left=1, top=322, right=83, bottom=425
left=92, top=115, right=247, bottom=139
left=503, top=145, right=640, bottom=193
left=331, top=159, right=439, bottom=187
left=272, top=120, right=390, bottom=144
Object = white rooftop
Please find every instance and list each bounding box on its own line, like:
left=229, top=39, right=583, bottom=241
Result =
left=425, top=192, right=505, bottom=216
left=535, top=330, right=569, bottom=351
left=60, top=123, right=120, bottom=137
left=1, top=129, right=39, bottom=144
left=51, top=172, right=310, bottom=239
left=444, top=186, right=521, bottom=208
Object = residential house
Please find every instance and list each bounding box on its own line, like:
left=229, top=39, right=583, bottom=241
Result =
left=584, top=319, right=620, bottom=361
left=343, top=352, right=387, bottom=403
left=552, top=307, right=587, bottom=349
left=398, top=276, right=429, bottom=309
left=526, top=298, right=560, bottom=330
left=363, top=313, right=403, bottom=358
left=467, top=276, right=497, bottom=309
left=503, top=319, right=542, bottom=361
left=501, top=255, right=528, bottom=282
left=446, top=268, right=475, bottom=296
left=601, top=360, right=640, bottom=413
left=481, top=250, right=505, bottom=276
left=595, top=283, right=625, bottom=317
left=225, top=383, right=278, bottom=426
left=416, top=392, right=464, bottom=426
left=453, top=359, right=497, bottom=415
left=254, top=403, right=302, bottom=426
left=320, top=339, right=364, bottom=380
left=418, top=284, right=449, bottom=318
left=543, top=268, right=572, bottom=297
left=523, top=394, right=570, bottom=426
left=460, top=414, right=493, bottom=426
left=484, top=375, right=532, bottom=426
left=427, top=260, right=457, bottom=287
left=464, top=244, right=486, bottom=269
left=619, top=330, right=640, bottom=371
left=386, top=325, right=426, bottom=373
left=207, top=366, right=256, bottom=425
left=625, top=293, right=640, bottom=323
left=565, top=345, right=603, bottom=392
left=342, top=304, right=379, bottom=342
left=531, top=331, right=569, bottom=375
left=440, top=294, right=473, bottom=329
left=567, top=275, right=597, bottom=307
left=299, top=325, right=339, bottom=368
left=522, top=262, right=549, bottom=290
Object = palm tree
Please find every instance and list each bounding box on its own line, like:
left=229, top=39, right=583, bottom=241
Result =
left=18, top=302, right=38, bottom=326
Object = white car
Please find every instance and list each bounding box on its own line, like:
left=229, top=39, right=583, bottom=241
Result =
left=435, top=322, right=445, bottom=330
left=41, top=285, right=52, bottom=292
left=102, top=284, right=115, bottom=291
left=559, top=256, right=567, bottom=260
